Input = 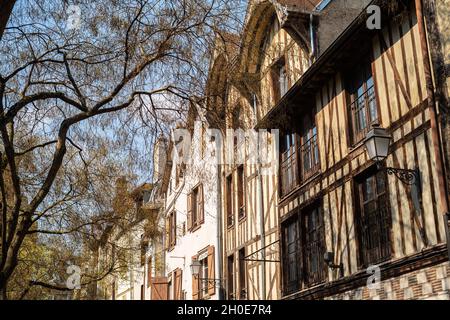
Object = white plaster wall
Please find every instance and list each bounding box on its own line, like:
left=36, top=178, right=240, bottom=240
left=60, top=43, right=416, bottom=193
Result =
left=165, top=118, right=221, bottom=300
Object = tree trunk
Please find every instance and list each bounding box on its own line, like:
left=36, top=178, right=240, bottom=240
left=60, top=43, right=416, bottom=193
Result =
left=0, top=0, right=16, bottom=40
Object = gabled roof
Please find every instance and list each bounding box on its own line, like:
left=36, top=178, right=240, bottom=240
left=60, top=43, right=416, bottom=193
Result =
left=255, top=0, right=402, bottom=129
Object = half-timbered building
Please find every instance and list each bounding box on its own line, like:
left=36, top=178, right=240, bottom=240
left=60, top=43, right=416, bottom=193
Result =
left=254, top=0, right=450, bottom=300
left=207, top=0, right=450, bottom=300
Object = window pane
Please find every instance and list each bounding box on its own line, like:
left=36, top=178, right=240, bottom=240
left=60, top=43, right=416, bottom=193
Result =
left=283, top=218, right=300, bottom=294
left=358, top=172, right=391, bottom=266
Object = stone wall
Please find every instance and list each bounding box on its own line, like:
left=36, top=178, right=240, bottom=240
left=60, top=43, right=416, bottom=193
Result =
left=327, top=262, right=450, bottom=300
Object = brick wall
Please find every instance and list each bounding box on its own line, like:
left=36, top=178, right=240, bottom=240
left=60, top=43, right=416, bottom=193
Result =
left=326, top=262, right=450, bottom=300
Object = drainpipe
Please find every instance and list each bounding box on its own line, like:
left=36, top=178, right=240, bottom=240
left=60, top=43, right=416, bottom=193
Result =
left=309, top=13, right=316, bottom=66
left=216, top=162, right=224, bottom=300
left=257, top=134, right=266, bottom=300
left=415, top=0, right=450, bottom=252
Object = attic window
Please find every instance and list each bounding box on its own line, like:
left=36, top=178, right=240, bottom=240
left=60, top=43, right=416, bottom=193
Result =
left=271, top=57, right=288, bottom=104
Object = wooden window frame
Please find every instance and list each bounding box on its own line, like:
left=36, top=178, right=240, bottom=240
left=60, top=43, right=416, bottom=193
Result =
left=226, top=174, right=234, bottom=228
left=167, top=211, right=176, bottom=251
left=281, top=214, right=301, bottom=295
left=238, top=248, right=247, bottom=300
left=302, top=205, right=327, bottom=287
left=271, top=56, right=288, bottom=105
left=279, top=132, right=300, bottom=197
left=346, top=54, right=380, bottom=145
left=227, top=254, right=235, bottom=300
left=198, top=254, right=209, bottom=299
left=187, top=184, right=204, bottom=232
left=237, top=166, right=246, bottom=221
left=355, top=168, right=392, bottom=268
left=281, top=203, right=327, bottom=296
left=192, top=246, right=215, bottom=300
left=300, top=112, right=321, bottom=181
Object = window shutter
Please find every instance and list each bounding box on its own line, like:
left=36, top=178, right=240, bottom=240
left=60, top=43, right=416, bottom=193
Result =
left=187, top=192, right=193, bottom=231
left=192, top=255, right=199, bottom=300
left=151, top=277, right=169, bottom=300
left=165, top=217, right=170, bottom=251
left=207, top=246, right=215, bottom=296
left=174, top=269, right=183, bottom=300
left=199, top=185, right=204, bottom=224
left=171, top=212, right=177, bottom=247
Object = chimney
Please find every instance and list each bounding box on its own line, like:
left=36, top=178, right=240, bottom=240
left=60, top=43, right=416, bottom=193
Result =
left=153, top=136, right=168, bottom=183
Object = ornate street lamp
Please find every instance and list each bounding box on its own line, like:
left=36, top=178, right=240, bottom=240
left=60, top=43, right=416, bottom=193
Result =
left=364, top=125, right=422, bottom=213
left=189, top=261, right=223, bottom=288
left=190, top=260, right=201, bottom=277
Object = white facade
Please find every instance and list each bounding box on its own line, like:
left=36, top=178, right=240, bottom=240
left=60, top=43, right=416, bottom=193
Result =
left=164, top=111, right=222, bottom=300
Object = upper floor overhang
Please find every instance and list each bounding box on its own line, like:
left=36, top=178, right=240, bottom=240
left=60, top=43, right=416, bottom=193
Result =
left=255, top=0, right=403, bottom=130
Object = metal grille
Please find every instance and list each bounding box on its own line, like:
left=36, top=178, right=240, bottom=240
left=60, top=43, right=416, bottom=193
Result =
left=280, top=146, right=299, bottom=197
left=303, top=207, right=326, bottom=286
left=350, top=84, right=379, bottom=143
left=358, top=172, right=392, bottom=266
left=300, top=131, right=320, bottom=180
left=282, top=217, right=301, bottom=295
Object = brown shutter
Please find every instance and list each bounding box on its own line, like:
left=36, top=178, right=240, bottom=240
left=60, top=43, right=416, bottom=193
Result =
left=165, top=217, right=170, bottom=251
left=174, top=269, right=183, bottom=300
left=192, top=255, right=199, bottom=300
left=198, top=184, right=204, bottom=224
left=187, top=192, right=193, bottom=231
left=207, top=246, right=215, bottom=296
left=151, top=277, right=169, bottom=300
left=171, top=212, right=177, bottom=247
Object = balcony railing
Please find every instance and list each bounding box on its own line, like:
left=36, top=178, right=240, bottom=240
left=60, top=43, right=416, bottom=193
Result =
left=280, top=134, right=320, bottom=197
left=350, top=85, right=379, bottom=143
left=300, top=134, right=320, bottom=180
left=280, top=148, right=299, bottom=197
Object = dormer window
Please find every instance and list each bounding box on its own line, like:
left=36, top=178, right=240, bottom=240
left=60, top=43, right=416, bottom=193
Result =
left=271, top=57, right=288, bottom=103
left=279, top=64, right=288, bottom=97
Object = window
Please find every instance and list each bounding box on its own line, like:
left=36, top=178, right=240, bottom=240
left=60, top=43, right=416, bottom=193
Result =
left=300, top=114, right=320, bottom=180
left=175, top=164, right=186, bottom=187
left=192, top=246, right=215, bottom=300
left=199, top=256, right=208, bottom=299
left=226, top=175, right=234, bottom=227
left=237, top=166, right=245, bottom=220
left=271, top=58, right=288, bottom=103
left=167, top=212, right=176, bottom=250
left=280, top=133, right=299, bottom=197
left=302, top=206, right=327, bottom=286
left=356, top=170, right=391, bottom=266
left=227, top=255, right=235, bottom=300
left=238, top=249, right=247, bottom=299
left=347, top=57, right=379, bottom=144
left=187, top=184, right=204, bottom=231
left=281, top=204, right=326, bottom=295
left=282, top=216, right=301, bottom=295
